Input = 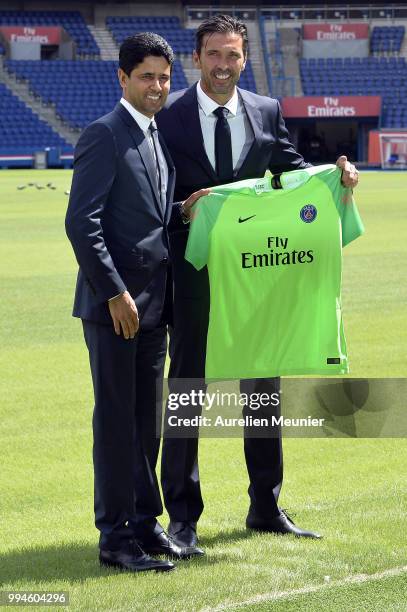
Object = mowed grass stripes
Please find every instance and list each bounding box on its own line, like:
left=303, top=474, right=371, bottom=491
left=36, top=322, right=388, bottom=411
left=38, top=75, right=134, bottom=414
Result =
left=0, top=170, right=406, bottom=611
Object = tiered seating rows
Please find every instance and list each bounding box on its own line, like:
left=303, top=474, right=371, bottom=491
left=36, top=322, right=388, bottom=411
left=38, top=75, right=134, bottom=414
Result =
left=107, top=16, right=195, bottom=55
left=0, top=83, right=68, bottom=148
left=370, top=26, right=405, bottom=53
left=6, top=60, right=188, bottom=129
left=300, top=57, right=407, bottom=127
left=6, top=58, right=257, bottom=130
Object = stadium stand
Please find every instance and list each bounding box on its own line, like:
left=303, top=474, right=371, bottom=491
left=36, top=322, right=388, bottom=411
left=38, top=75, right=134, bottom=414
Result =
left=0, top=4, right=405, bottom=166
left=107, top=16, right=195, bottom=54
left=4, top=47, right=256, bottom=130
left=0, top=82, right=69, bottom=149
left=5, top=59, right=189, bottom=130
left=238, top=60, right=257, bottom=93
left=370, top=25, right=405, bottom=53
left=106, top=15, right=257, bottom=92
left=299, top=56, right=407, bottom=127
left=0, top=11, right=99, bottom=57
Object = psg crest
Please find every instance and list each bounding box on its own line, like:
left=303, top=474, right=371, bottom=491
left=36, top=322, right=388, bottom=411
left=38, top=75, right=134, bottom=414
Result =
left=300, top=204, right=317, bottom=223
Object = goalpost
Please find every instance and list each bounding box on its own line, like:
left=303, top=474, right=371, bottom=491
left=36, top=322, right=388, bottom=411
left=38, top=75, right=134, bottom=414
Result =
left=379, top=132, right=407, bottom=169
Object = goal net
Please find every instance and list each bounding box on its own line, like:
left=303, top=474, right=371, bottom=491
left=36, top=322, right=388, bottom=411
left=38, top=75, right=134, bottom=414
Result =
left=379, top=133, right=407, bottom=169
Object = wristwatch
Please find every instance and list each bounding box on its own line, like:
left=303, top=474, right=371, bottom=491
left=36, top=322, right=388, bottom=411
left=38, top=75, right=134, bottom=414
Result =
left=180, top=201, right=190, bottom=224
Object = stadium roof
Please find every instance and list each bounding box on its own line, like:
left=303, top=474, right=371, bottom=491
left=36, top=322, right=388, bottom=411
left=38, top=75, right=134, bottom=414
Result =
left=13, top=0, right=407, bottom=6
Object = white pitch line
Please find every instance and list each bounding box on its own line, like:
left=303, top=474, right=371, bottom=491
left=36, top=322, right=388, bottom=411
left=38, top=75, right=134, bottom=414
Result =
left=201, top=565, right=407, bottom=611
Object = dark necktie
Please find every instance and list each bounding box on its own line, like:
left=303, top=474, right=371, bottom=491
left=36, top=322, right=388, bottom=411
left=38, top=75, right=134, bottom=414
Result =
left=149, top=122, right=167, bottom=212
left=213, top=106, right=233, bottom=183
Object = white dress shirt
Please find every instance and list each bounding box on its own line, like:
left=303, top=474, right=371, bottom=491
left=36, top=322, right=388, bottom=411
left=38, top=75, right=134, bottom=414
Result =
left=196, top=81, right=253, bottom=173
left=120, top=96, right=168, bottom=200
left=120, top=96, right=153, bottom=137
left=108, top=99, right=168, bottom=302
left=120, top=97, right=164, bottom=171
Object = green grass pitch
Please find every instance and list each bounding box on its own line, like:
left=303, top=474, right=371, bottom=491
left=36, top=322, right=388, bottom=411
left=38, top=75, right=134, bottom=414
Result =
left=0, top=169, right=406, bottom=611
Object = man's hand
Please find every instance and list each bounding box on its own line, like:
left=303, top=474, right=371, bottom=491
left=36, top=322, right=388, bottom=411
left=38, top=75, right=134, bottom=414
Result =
left=108, top=290, right=139, bottom=339
left=181, top=188, right=211, bottom=221
left=336, top=155, right=359, bottom=189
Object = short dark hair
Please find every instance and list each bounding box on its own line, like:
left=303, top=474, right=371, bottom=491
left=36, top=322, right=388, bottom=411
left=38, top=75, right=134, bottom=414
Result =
left=119, top=32, right=174, bottom=76
left=195, top=14, right=248, bottom=57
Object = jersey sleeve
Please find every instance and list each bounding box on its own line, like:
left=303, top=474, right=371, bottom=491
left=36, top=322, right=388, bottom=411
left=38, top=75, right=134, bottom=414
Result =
left=185, top=193, right=225, bottom=270
left=320, top=167, right=365, bottom=247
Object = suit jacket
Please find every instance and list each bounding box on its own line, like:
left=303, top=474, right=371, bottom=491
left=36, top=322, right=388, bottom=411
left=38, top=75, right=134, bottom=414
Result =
left=156, top=83, right=310, bottom=299
left=65, top=102, right=179, bottom=329
left=156, top=83, right=309, bottom=202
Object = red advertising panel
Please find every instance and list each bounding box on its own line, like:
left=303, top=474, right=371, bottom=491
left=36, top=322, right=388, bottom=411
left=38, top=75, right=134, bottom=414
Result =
left=0, top=26, right=61, bottom=44
left=303, top=24, right=369, bottom=41
left=282, top=96, right=381, bottom=118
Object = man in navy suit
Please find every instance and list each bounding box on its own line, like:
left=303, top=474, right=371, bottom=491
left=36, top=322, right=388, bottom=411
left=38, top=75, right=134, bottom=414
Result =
left=156, top=15, right=359, bottom=553
left=66, top=33, right=208, bottom=572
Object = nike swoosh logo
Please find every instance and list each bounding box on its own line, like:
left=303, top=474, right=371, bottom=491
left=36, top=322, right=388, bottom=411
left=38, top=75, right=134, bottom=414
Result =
left=238, top=215, right=256, bottom=223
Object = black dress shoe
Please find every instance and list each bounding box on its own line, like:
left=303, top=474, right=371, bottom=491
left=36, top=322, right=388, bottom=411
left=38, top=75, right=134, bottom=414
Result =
left=141, top=530, right=198, bottom=560
left=99, top=539, right=175, bottom=572
left=246, top=509, right=322, bottom=539
left=168, top=521, right=205, bottom=556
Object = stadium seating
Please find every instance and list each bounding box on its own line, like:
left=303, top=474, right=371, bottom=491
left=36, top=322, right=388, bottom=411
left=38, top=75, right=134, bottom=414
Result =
left=106, top=16, right=257, bottom=93
left=370, top=26, right=405, bottom=53
left=0, top=11, right=99, bottom=57
left=238, top=60, right=257, bottom=92
left=5, top=57, right=256, bottom=129
left=0, top=82, right=68, bottom=149
left=299, top=57, right=407, bottom=127
left=5, top=59, right=189, bottom=130
left=107, top=16, right=195, bottom=54
left=4, top=9, right=405, bottom=160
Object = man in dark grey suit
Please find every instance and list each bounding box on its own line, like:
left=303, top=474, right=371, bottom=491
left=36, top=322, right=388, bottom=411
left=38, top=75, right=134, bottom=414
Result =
left=157, top=15, right=359, bottom=553
left=66, top=33, right=207, bottom=572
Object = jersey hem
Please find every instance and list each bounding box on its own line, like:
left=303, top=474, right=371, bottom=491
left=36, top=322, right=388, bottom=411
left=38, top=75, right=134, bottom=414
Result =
left=206, top=365, right=349, bottom=381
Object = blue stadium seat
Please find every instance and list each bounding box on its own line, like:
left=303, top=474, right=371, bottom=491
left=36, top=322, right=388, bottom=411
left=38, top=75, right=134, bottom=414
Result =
left=370, top=25, right=405, bottom=53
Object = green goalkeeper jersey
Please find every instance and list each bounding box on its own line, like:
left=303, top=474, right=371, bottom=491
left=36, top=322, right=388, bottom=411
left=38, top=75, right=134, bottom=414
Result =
left=185, top=164, right=364, bottom=380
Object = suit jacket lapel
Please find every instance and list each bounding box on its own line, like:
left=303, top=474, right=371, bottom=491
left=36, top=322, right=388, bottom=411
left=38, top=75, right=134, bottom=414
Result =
left=176, top=86, right=265, bottom=182
left=115, top=103, right=164, bottom=220
left=178, top=84, right=218, bottom=183
left=236, top=88, right=263, bottom=178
